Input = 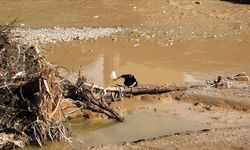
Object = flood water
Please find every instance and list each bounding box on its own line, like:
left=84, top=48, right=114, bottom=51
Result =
left=24, top=100, right=209, bottom=150
left=45, top=35, right=250, bottom=86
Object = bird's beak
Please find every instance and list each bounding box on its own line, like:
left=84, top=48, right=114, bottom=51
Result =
left=114, top=76, right=121, bottom=81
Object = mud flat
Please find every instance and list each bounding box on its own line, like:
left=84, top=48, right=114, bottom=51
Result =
left=6, top=0, right=250, bottom=45
left=89, top=126, right=250, bottom=150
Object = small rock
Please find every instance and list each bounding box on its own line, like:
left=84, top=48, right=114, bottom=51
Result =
left=133, top=43, right=140, bottom=47
left=194, top=1, right=201, bottom=4
left=146, top=36, right=150, bottom=40
left=162, top=10, right=166, bottom=13
left=112, top=38, right=117, bottom=42
left=20, top=23, right=25, bottom=27
left=73, top=36, right=80, bottom=40
left=93, top=15, right=99, bottom=18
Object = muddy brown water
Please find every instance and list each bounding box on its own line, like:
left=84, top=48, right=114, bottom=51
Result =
left=45, top=35, right=250, bottom=86
left=24, top=100, right=210, bottom=150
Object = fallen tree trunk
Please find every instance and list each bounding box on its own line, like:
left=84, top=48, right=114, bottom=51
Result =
left=123, top=84, right=202, bottom=95
left=77, top=82, right=203, bottom=95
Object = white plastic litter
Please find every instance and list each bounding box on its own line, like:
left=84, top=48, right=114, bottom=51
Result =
left=12, top=71, right=25, bottom=79
left=110, top=71, right=117, bottom=80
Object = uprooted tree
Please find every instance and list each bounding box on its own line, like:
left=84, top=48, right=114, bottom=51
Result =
left=0, top=22, right=70, bottom=148
left=0, top=22, right=128, bottom=149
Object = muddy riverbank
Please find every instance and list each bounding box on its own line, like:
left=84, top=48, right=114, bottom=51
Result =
left=90, top=126, right=250, bottom=150
left=24, top=87, right=250, bottom=149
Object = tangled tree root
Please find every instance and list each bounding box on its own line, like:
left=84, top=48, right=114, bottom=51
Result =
left=0, top=23, right=70, bottom=148
left=0, top=22, right=124, bottom=149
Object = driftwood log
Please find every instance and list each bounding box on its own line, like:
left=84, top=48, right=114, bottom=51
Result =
left=77, top=82, right=203, bottom=96
left=123, top=84, right=202, bottom=95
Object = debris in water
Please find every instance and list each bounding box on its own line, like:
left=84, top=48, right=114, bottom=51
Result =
left=133, top=43, right=140, bottom=47
left=227, top=72, right=249, bottom=81
left=111, top=71, right=117, bottom=80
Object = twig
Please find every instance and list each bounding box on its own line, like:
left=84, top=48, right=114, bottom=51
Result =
left=49, top=94, right=62, bottom=119
left=65, top=106, right=83, bottom=116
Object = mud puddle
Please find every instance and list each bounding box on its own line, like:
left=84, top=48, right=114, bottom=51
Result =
left=24, top=97, right=250, bottom=150
left=24, top=100, right=210, bottom=150
left=45, top=35, right=250, bottom=86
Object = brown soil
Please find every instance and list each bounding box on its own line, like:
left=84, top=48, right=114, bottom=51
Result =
left=89, top=126, right=250, bottom=150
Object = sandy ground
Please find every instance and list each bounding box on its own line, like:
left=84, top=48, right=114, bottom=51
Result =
left=89, top=126, right=250, bottom=150
left=6, top=0, right=250, bottom=45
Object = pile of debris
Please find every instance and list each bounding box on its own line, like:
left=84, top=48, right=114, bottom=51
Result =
left=0, top=23, right=124, bottom=149
left=0, top=22, right=71, bottom=149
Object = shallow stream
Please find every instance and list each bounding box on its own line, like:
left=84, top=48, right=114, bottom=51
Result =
left=24, top=100, right=210, bottom=149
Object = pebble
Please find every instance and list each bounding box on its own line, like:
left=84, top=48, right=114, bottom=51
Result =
left=11, top=27, right=123, bottom=44
left=146, top=36, right=151, bottom=40
left=133, top=43, right=140, bottom=47
left=195, top=1, right=201, bottom=5
left=112, top=38, right=117, bottom=42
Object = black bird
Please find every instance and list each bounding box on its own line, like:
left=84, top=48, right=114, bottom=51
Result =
left=214, top=76, right=222, bottom=88
left=115, top=74, right=138, bottom=87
